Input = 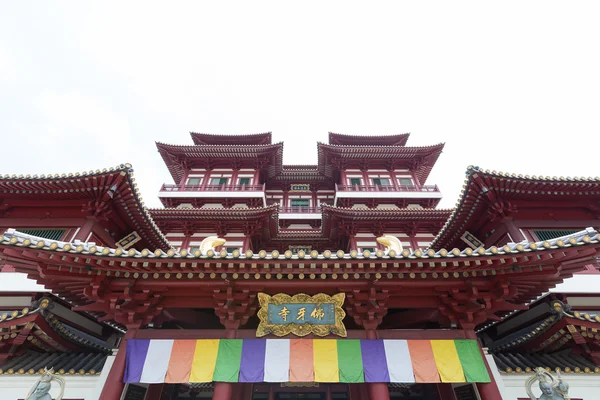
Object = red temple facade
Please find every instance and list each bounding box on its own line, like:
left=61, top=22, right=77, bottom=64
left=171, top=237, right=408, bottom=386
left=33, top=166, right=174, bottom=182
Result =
left=1, top=132, right=600, bottom=400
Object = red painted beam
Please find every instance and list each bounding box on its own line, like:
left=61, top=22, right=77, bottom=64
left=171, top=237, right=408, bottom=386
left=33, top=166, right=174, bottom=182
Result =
left=133, top=328, right=472, bottom=340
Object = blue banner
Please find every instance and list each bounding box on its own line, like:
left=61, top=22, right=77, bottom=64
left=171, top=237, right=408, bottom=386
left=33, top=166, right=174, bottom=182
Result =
left=267, top=303, right=335, bottom=325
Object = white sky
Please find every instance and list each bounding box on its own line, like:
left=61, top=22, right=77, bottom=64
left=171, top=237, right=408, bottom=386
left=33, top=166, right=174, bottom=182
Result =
left=1, top=2, right=599, bottom=209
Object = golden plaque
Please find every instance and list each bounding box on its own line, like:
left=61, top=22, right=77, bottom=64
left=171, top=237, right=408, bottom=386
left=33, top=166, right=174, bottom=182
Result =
left=256, top=293, right=347, bottom=337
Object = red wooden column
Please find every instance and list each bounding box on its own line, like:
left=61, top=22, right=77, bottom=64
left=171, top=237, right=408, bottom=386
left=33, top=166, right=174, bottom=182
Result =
left=212, top=329, right=236, bottom=400
left=437, top=383, right=456, bottom=400
left=145, top=383, right=165, bottom=400
left=268, top=384, right=275, bottom=400
left=99, top=325, right=139, bottom=400
left=465, top=331, right=503, bottom=400
left=365, top=330, right=390, bottom=400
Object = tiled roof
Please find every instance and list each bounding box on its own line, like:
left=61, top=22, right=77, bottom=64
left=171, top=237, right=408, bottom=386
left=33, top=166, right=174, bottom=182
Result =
left=0, top=164, right=170, bottom=251
left=0, top=351, right=107, bottom=375
left=322, top=204, right=453, bottom=221
left=317, top=142, right=445, bottom=184
left=190, top=132, right=272, bottom=145
left=493, top=351, right=600, bottom=374
left=0, top=297, right=113, bottom=353
left=487, top=299, right=600, bottom=353
left=156, top=142, right=284, bottom=183
left=328, top=132, right=410, bottom=146
left=148, top=205, right=279, bottom=220
left=431, top=166, right=600, bottom=250
left=2, top=226, right=598, bottom=262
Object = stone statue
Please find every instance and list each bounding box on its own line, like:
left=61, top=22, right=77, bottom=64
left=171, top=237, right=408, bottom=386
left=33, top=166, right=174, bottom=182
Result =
left=25, top=368, right=65, bottom=400
left=525, top=367, right=570, bottom=400
left=376, top=235, right=403, bottom=254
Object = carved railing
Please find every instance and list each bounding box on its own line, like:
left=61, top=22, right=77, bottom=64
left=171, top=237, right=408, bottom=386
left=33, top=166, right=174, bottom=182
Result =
left=160, top=183, right=265, bottom=192
left=280, top=206, right=321, bottom=214
left=336, top=184, right=439, bottom=192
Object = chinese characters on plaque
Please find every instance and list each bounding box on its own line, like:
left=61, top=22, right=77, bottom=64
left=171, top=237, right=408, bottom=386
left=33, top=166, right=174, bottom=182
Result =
left=269, top=302, right=335, bottom=325
left=256, top=293, right=346, bottom=337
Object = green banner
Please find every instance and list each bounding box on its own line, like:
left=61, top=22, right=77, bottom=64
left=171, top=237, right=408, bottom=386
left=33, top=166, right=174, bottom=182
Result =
left=213, top=339, right=243, bottom=382
left=454, top=340, right=491, bottom=383
left=337, top=339, right=365, bottom=383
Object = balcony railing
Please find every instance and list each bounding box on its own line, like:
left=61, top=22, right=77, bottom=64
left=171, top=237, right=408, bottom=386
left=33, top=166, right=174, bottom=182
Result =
left=160, top=183, right=265, bottom=192
left=336, top=184, right=440, bottom=193
left=280, top=206, right=321, bottom=214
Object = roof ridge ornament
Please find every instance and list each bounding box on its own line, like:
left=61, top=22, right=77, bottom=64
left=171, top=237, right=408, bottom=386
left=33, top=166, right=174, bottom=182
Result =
left=199, top=236, right=226, bottom=256
left=376, top=235, right=403, bottom=255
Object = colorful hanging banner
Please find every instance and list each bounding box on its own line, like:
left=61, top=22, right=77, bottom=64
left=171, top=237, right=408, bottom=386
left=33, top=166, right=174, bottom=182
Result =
left=123, top=339, right=490, bottom=384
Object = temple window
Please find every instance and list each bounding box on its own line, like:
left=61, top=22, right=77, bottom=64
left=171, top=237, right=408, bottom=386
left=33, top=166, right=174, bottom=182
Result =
left=372, top=178, right=390, bottom=186
left=238, top=177, right=251, bottom=185
left=15, top=228, right=66, bottom=241
left=210, top=177, right=228, bottom=185
left=291, top=199, right=310, bottom=211
left=398, top=177, right=413, bottom=187
left=349, top=178, right=361, bottom=186
left=187, top=177, right=201, bottom=186
left=532, top=229, right=579, bottom=241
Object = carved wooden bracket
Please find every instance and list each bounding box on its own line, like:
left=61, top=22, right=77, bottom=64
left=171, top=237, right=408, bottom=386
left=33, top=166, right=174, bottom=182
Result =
left=344, top=286, right=389, bottom=331
left=213, top=285, right=259, bottom=330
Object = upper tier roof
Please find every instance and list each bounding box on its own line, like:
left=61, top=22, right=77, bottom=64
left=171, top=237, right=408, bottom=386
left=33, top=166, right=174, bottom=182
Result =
left=0, top=164, right=170, bottom=251
left=328, top=132, right=410, bottom=146
left=317, top=142, right=445, bottom=184
left=191, top=132, right=272, bottom=145
left=156, top=142, right=284, bottom=183
left=430, top=166, right=600, bottom=250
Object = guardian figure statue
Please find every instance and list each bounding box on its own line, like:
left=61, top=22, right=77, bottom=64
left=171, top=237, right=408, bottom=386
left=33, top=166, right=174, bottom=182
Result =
left=25, top=368, right=65, bottom=400
left=525, top=367, right=570, bottom=400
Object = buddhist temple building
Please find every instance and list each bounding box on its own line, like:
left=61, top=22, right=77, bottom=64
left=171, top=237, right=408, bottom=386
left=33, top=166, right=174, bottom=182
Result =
left=1, top=131, right=600, bottom=399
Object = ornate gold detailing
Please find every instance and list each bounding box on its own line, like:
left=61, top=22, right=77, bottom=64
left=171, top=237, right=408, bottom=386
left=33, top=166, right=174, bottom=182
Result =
left=256, top=293, right=346, bottom=337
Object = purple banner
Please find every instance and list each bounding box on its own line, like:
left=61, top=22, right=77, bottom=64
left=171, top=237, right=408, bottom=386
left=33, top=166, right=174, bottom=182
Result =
left=239, top=339, right=266, bottom=382
left=123, top=339, right=150, bottom=383
left=361, top=339, right=390, bottom=383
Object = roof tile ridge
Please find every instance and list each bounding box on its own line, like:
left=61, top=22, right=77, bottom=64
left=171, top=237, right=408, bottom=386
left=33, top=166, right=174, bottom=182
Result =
left=148, top=204, right=279, bottom=212
left=0, top=163, right=131, bottom=180
left=190, top=131, right=272, bottom=136
left=157, top=141, right=283, bottom=149
left=119, top=164, right=172, bottom=250
left=431, top=165, right=600, bottom=249
left=328, top=131, right=411, bottom=138
left=318, top=141, right=445, bottom=150
left=467, top=165, right=600, bottom=182
left=321, top=204, right=454, bottom=213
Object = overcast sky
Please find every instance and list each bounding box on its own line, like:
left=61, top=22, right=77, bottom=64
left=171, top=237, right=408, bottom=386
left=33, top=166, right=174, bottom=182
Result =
left=1, top=2, right=599, bottom=209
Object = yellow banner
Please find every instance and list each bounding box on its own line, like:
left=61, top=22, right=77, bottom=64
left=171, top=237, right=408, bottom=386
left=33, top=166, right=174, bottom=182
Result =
left=313, top=340, right=340, bottom=382
left=190, top=339, right=220, bottom=382
left=431, top=340, right=466, bottom=383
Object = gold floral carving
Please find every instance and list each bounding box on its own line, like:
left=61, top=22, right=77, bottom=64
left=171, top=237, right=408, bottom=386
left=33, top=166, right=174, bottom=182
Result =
left=256, top=293, right=347, bottom=337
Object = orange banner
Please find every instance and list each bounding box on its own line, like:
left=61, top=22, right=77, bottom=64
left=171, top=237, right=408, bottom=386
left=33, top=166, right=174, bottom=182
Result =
left=289, top=339, right=314, bottom=382
left=407, top=340, right=440, bottom=383
left=165, top=340, right=197, bottom=383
